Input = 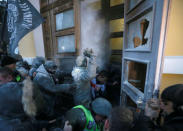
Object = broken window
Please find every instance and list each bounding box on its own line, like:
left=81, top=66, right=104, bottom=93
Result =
left=127, top=60, right=147, bottom=92
left=126, top=9, right=153, bottom=50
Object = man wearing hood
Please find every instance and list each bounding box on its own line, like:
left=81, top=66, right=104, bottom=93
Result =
left=33, top=60, right=76, bottom=118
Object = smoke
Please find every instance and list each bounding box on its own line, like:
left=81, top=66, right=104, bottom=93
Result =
left=80, top=0, right=111, bottom=71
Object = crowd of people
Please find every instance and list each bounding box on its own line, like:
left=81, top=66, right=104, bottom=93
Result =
left=0, top=50, right=182, bottom=131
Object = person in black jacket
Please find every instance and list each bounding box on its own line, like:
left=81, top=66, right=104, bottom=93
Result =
left=142, top=84, right=183, bottom=131
left=1, top=55, right=23, bottom=82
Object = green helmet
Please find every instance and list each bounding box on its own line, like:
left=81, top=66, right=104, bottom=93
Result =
left=91, top=98, right=112, bottom=117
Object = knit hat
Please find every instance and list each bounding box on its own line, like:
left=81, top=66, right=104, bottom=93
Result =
left=161, top=84, right=183, bottom=107
left=1, top=55, right=18, bottom=67
left=91, top=97, right=112, bottom=117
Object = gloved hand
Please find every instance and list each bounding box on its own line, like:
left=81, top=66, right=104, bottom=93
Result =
left=145, top=98, right=160, bottom=120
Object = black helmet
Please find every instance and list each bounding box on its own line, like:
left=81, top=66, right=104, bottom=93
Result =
left=161, top=84, right=183, bottom=108
left=1, top=55, right=18, bottom=67
left=91, top=97, right=112, bottom=117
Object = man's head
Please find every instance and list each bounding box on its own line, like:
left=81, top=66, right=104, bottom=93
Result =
left=32, top=56, right=45, bottom=68
left=160, top=84, right=183, bottom=115
left=16, top=61, right=30, bottom=70
left=0, top=67, right=14, bottom=84
left=1, top=55, right=18, bottom=70
left=104, top=107, right=134, bottom=131
left=44, top=60, right=57, bottom=74
left=91, top=98, right=112, bottom=125
left=96, top=70, right=108, bottom=84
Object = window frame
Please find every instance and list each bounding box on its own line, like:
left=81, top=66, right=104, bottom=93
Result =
left=40, top=0, right=80, bottom=58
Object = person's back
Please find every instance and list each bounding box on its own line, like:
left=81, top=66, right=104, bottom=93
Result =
left=104, top=106, right=134, bottom=131
left=0, top=81, right=38, bottom=131
left=72, top=49, right=97, bottom=107
left=0, top=82, right=24, bottom=118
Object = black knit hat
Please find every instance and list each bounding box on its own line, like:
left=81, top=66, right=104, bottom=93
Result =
left=1, top=55, right=18, bottom=67
left=161, top=84, right=183, bottom=107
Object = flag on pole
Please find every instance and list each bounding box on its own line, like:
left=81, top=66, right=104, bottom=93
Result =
left=2, top=0, right=44, bottom=56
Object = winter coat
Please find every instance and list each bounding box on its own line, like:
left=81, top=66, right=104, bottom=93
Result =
left=132, top=111, right=183, bottom=131
left=0, top=80, right=58, bottom=131
left=0, top=82, right=37, bottom=131
left=0, top=82, right=25, bottom=119
left=72, top=66, right=94, bottom=108
left=0, top=118, right=36, bottom=131
left=34, top=65, right=74, bottom=94
left=71, top=55, right=96, bottom=108
left=33, top=65, right=75, bottom=118
left=161, top=111, right=183, bottom=131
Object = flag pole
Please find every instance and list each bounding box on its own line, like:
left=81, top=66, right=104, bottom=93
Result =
left=0, top=0, right=8, bottom=56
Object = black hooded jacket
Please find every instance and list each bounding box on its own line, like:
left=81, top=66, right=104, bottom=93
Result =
left=0, top=82, right=50, bottom=131
left=161, top=111, right=183, bottom=131
left=132, top=111, right=183, bottom=131
left=0, top=82, right=37, bottom=131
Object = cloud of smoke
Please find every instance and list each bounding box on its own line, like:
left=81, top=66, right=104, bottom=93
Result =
left=80, top=0, right=111, bottom=71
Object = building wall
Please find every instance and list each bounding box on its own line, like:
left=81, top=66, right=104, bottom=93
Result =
left=110, top=0, right=124, bottom=7
left=160, top=74, right=183, bottom=93
left=110, top=38, right=123, bottom=50
left=110, top=19, right=124, bottom=51
left=19, top=32, right=36, bottom=57
left=164, top=0, right=183, bottom=56
left=160, top=0, right=183, bottom=92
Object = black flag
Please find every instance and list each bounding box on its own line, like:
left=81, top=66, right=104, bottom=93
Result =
left=2, top=0, right=44, bottom=56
